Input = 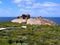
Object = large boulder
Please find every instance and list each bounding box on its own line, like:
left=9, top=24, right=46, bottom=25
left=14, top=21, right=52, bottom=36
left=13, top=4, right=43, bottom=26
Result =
left=11, top=19, right=26, bottom=23
left=41, top=19, right=56, bottom=25
left=27, top=18, right=41, bottom=25
left=17, top=14, right=30, bottom=19
left=22, top=14, right=30, bottom=19
left=11, top=14, right=56, bottom=25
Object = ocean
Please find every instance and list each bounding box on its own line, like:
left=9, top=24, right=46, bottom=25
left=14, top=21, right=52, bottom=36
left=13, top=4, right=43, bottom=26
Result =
left=0, top=17, right=60, bottom=25
left=44, top=17, right=60, bottom=25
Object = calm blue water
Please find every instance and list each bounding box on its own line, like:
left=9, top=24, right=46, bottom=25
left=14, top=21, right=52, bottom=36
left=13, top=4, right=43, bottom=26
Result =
left=0, top=17, right=16, bottom=22
left=0, top=17, right=60, bottom=25
left=44, top=17, right=60, bottom=25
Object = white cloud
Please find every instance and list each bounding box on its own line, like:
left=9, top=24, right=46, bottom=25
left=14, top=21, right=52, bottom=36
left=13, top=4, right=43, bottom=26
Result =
left=17, top=4, right=25, bottom=7
left=41, top=2, right=59, bottom=6
left=32, top=2, right=59, bottom=8
left=13, top=0, right=35, bottom=8
left=13, top=0, right=21, bottom=3
left=25, top=6, right=32, bottom=8
left=13, top=0, right=33, bottom=4
left=0, top=1, right=2, bottom=4
left=12, top=0, right=60, bottom=17
left=31, top=2, right=59, bottom=17
left=26, top=1, right=32, bottom=4
left=17, top=8, right=32, bottom=15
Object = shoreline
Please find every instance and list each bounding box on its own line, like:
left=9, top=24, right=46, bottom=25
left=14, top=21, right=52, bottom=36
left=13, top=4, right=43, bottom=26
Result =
left=0, top=17, right=60, bottom=25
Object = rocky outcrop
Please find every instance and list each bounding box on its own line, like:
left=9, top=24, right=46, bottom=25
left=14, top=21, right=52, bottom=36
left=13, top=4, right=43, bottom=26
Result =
left=11, top=14, right=56, bottom=25
left=11, top=19, right=26, bottom=23
left=17, top=14, right=30, bottom=19
left=27, top=18, right=41, bottom=25
left=11, top=14, right=30, bottom=23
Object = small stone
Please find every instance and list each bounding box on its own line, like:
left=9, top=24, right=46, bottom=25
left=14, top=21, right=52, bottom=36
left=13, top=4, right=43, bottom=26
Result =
left=21, top=26, right=27, bottom=28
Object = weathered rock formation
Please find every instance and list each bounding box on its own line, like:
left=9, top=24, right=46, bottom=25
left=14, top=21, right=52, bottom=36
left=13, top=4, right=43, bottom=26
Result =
left=27, top=18, right=41, bottom=25
left=11, top=14, right=56, bottom=25
left=11, top=19, right=26, bottom=23
left=11, top=14, right=30, bottom=23
left=17, top=14, right=30, bottom=19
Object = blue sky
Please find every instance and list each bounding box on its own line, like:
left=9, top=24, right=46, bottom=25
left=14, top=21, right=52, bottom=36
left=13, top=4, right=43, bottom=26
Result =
left=0, top=0, right=60, bottom=17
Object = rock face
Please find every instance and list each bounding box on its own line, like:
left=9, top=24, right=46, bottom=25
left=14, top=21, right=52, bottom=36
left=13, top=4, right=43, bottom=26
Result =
left=11, top=14, right=56, bottom=25
left=27, top=18, right=41, bottom=25
left=17, top=14, right=30, bottom=19
left=11, top=14, right=30, bottom=23
left=11, top=19, right=26, bottom=23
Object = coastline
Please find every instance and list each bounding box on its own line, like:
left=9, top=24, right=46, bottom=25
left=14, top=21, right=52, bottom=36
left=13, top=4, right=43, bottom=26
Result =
left=0, top=17, right=60, bottom=25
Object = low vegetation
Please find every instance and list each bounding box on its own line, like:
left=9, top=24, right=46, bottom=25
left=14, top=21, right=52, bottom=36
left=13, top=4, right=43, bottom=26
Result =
left=0, top=22, right=60, bottom=45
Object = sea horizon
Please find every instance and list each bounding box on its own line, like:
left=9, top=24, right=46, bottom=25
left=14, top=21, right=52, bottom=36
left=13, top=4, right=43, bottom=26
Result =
left=0, top=17, right=60, bottom=25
